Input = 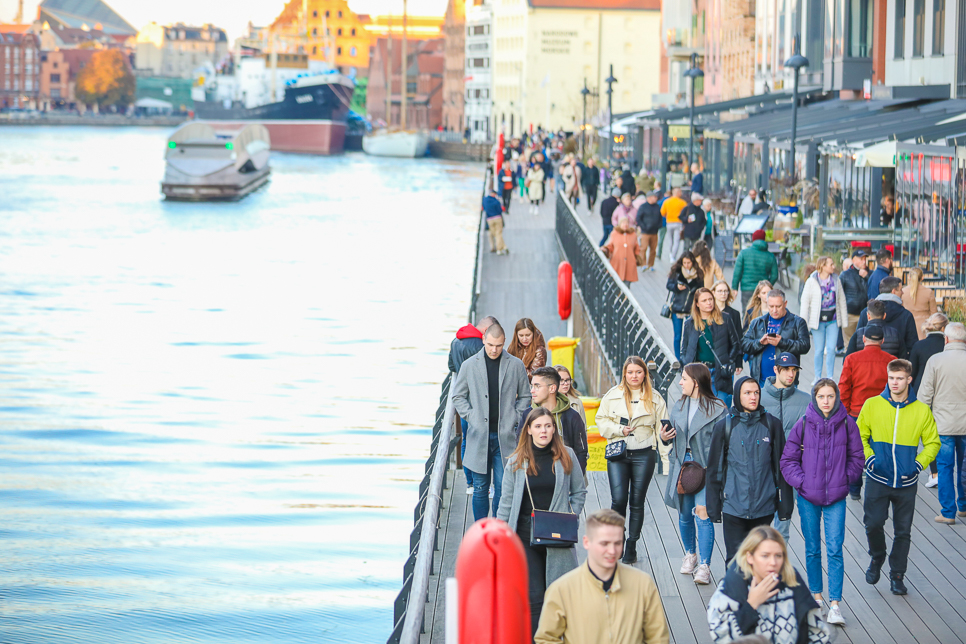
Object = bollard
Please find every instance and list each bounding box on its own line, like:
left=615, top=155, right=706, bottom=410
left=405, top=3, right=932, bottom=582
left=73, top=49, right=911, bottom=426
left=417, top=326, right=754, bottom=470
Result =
left=454, top=518, right=530, bottom=644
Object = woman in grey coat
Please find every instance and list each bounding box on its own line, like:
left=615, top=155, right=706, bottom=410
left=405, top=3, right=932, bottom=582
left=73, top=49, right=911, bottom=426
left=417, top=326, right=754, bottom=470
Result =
left=662, top=363, right=726, bottom=585
left=497, top=407, right=587, bottom=637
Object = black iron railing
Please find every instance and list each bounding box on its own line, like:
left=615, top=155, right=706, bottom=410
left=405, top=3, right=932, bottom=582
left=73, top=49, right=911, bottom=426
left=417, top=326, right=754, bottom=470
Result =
left=555, top=192, right=677, bottom=398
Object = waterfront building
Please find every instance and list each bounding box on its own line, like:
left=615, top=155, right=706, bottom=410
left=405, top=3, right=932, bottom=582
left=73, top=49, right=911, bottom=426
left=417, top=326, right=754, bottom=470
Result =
left=656, top=0, right=695, bottom=107
left=36, top=0, right=136, bottom=41
left=0, top=24, right=40, bottom=108
left=441, top=0, right=466, bottom=131
left=701, top=0, right=755, bottom=104
left=38, top=47, right=93, bottom=110
left=366, top=37, right=445, bottom=129
left=134, top=23, right=229, bottom=80
left=38, top=24, right=114, bottom=51
left=885, top=0, right=965, bottom=99
left=491, top=0, right=661, bottom=136
left=464, top=0, right=493, bottom=142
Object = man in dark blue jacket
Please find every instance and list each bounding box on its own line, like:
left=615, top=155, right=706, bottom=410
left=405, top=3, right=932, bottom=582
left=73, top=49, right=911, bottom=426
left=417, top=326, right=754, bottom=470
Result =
left=855, top=276, right=918, bottom=359
left=867, top=248, right=894, bottom=300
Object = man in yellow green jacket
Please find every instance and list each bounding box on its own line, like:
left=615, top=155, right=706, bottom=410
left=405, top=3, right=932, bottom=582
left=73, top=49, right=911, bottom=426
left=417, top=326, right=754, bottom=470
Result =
left=856, top=358, right=940, bottom=596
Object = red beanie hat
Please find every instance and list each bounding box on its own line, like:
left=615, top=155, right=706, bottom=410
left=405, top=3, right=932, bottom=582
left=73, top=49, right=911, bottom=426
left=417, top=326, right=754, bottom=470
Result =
left=752, top=229, right=766, bottom=242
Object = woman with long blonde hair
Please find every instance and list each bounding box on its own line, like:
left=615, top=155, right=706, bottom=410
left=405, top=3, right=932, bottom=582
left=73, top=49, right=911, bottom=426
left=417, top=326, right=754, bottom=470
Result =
left=901, top=267, right=937, bottom=340
left=708, top=526, right=830, bottom=643
left=497, top=407, right=586, bottom=638
left=595, top=356, right=669, bottom=564
left=743, top=279, right=774, bottom=331
left=681, top=287, right=741, bottom=406
left=507, top=317, right=548, bottom=379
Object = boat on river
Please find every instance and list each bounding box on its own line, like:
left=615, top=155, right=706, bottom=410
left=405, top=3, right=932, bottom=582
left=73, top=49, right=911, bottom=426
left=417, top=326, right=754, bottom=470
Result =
left=362, top=129, right=429, bottom=157
left=161, top=122, right=271, bottom=201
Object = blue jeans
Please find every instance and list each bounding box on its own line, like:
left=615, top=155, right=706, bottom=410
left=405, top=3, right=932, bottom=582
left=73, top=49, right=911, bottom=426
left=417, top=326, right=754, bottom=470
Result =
left=672, top=315, right=684, bottom=362
left=798, top=496, right=846, bottom=602
left=937, top=435, right=966, bottom=519
left=461, top=418, right=471, bottom=487
left=812, top=319, right=838, bottom=380
left=679, top=453, right=715, bottom=565
left=471, top=431, right=504, bottom=521
left=600, top=223, right=614, bottom=247
left=711, top=369, right=733, bottom=408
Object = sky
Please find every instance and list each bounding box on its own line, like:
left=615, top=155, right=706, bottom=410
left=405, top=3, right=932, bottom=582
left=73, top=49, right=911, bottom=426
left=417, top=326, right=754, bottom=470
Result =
left=0, top=0, right=448, bottom=41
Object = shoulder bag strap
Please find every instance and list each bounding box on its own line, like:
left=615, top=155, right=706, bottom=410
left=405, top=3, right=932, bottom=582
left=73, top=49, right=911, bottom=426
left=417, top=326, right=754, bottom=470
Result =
left=721, top=413, right=733, bottom=495
left=699, top=329, right=726, bottom=369
left=524, top=459, right=573, bottom=515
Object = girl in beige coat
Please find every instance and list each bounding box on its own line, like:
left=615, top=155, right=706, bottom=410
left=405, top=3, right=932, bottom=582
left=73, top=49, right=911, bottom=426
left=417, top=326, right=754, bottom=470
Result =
left=902, top=267, right=937, bottom=340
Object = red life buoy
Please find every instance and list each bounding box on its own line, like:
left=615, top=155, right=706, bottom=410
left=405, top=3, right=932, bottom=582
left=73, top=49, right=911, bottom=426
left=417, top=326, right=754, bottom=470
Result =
left=558, top=261, right=573, bottom=320
left=455, top=518, right=531, bottom=644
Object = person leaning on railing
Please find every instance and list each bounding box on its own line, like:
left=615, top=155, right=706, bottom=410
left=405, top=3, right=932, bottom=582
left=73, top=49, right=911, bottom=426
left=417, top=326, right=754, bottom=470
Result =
left=497, top=407, right=587, bottom=639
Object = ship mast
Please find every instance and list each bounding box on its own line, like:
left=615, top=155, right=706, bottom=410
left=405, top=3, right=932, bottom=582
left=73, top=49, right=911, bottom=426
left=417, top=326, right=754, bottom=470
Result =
left=400, top=0, right=408, bottom=130
left=386, top=13, right=392, bottom=127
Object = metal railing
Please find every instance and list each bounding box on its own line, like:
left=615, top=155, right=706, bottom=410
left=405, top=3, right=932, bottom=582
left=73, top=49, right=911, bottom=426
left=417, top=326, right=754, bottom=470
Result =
left=554, top=191, right=677, bottom=398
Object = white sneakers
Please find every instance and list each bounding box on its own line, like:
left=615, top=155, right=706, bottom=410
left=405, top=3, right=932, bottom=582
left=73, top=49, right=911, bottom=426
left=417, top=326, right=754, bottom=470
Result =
left=680, top=553, right=698, bottom=575
left=693, top=564, right=711, bottom=585
left=827, top=605, right=845, bottom=625
left=925, top=475, right=939, bottom=488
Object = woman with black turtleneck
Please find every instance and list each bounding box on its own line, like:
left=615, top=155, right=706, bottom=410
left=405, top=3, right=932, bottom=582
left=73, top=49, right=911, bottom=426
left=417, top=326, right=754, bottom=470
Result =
left=497, top=407, right=587, bottom=638
left=706, top=376, right=795, bottom=563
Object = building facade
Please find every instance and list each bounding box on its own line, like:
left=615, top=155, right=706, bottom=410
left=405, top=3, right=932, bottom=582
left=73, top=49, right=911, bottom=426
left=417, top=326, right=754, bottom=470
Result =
left=657, top=0, right=695, bottom=106
left=441, top=0, right=466, bottom=131
left=135, top=23, right=229, bottom=79
left=754, top=0, right=824, bottom=94
left=366, top=37, right=445, bottom=129
left=464, top=0, right=493, bottom=142
left=491, top=0, right=661, bottom=136
left=704, top=0, right=756, bottom=103
left=885, top=0, right=964, bottom=98
left=0, top=26, right=40, bottom=108
left=38, top=48, right=94, bottom=110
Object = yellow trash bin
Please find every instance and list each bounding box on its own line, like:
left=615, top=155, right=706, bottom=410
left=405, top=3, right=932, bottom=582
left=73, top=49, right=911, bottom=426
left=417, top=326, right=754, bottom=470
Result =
left=547, top=336, right=580, bottom=376
left=580, top=396, right=607, bottom=472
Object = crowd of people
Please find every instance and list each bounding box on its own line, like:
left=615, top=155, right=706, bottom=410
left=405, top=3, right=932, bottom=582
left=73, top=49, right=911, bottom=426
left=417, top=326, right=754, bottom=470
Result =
left=463, top=149, right=964, bottom=644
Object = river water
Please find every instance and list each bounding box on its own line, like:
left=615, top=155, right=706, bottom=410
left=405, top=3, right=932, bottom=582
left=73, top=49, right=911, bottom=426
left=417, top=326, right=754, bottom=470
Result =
left=0, top=127, right=482, bottom=643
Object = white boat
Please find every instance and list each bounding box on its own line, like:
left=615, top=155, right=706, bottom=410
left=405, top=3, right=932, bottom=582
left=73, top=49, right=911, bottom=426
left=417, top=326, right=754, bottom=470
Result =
left=162, top=122, right=271, bottom=201
left=362, top=129, right=430, bottom=158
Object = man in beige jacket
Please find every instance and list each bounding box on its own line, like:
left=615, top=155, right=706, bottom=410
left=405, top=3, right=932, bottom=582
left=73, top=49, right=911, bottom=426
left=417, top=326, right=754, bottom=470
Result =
left=918, top=322, right=966, bottom=525
left=535, top=509, right=670, bottom=644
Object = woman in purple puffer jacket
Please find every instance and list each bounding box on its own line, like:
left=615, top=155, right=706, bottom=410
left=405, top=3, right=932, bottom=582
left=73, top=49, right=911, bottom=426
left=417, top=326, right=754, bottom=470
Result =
left=780, top=378, right=864, bottom=628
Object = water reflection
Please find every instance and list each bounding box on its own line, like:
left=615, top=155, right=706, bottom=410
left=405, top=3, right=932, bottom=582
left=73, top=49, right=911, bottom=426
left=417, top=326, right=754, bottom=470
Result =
left=0, top=126, right=481, bottom=643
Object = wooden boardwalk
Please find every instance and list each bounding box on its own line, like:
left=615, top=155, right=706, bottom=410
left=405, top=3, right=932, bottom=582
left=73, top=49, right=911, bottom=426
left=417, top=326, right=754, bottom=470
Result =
left=419, top=191, right=966, bottom=644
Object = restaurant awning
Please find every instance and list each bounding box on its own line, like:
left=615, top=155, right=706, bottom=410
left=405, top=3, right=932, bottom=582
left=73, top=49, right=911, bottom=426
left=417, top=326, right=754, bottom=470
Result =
left=854, top=141, right=897, bottom=167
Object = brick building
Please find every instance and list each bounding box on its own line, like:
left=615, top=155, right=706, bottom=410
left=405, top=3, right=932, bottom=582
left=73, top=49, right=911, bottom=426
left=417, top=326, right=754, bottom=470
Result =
left=366, top=37, right=444, bottom=129
left=39, top=48, right=94, bottom=110
left=441, top=0, right=465, bottom=131
left=0, top=26, right=41, bottom=108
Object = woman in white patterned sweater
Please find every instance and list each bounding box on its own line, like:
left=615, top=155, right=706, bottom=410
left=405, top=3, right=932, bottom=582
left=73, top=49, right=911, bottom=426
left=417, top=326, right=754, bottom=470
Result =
left=708, top=526, right=830, bottom=644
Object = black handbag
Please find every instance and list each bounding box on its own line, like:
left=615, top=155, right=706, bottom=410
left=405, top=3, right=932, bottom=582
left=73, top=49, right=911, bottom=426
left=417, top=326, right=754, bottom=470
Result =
left=526, top=471, right=578, bottom=548
left=604, top=439, right=627, bottom=461
left=676, top=454, right=706, bottom=495
left=660, top=291, right=673, bottom=319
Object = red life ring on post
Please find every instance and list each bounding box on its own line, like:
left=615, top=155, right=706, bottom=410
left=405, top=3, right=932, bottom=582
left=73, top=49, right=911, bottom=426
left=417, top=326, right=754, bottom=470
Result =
left=455, top=518, right=531, bottom=644
left=558, top=261, right=573, bottom=320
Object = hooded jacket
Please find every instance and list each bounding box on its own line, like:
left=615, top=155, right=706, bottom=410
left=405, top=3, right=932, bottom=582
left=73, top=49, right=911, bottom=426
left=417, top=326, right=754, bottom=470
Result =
left=731, top=239, right=779, bottom=292
left=855, top=294, right=918, bottom=359
left=856, top=387, right=940, bottom=488
left=519, top=393, right=590, bottom=473
left=663, top=396, right=727, bottom=511
left=740, top=311, right=811, bottom=382
left=867, top=264, right=891, bottom=300
left=636, top=201, right=663, bottom=234
left=600, top=195, right=619, bottom=226
left=448, top=324, right=483, bottom=374
left=780, top=397, right=865, bottom=506
left=845, top=321, right=902, bottom=358
left=838, top=343, right=895, bottom=417
left=760, top=377, right=811, bottom=437
left=708, top=562, right=827, bottom=644
left=705, top=377, right=794, bottom=522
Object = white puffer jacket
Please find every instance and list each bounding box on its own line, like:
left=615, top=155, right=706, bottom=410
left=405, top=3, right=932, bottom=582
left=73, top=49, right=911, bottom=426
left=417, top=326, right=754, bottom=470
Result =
left=799, top=271, right=849, bottom=330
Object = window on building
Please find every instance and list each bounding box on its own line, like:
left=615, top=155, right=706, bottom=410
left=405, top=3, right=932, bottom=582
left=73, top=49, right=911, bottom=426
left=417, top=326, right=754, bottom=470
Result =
left=325, top=10, right=330, bottom=17
left=351, top=28, right=356, bottom=36
left=50, top=73, right=60, bottom=83
left=51, top=88, right=60, bottom=98
left=313, top=10, right=318, bottom=17
left=338, top=11, right=343, bottom=17
left=25, top=78, right=31, bottom=90
left=806, top=0, right=824, bottom=71
left=932, top=0, right=944, bottom=54
left=312, top=45, right=317, bottom=54
left=13, top=78, right=19, bottom=90
left=337, top=46, right=342, bottom=55
left=848, top=0, right=872, bottom=57
left=337, top=28, right=343, bottom=35
left=894, top=0, right=905, bottom=58
left=312, top=27, right=317, bottom=36
left=350, top=46, right=356, bottom=56
left=913, top=0, right=925, bottom=55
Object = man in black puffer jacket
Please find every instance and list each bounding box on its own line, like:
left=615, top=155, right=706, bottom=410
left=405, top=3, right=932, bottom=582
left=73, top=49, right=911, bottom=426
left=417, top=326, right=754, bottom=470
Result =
left=839, top=249, right=870, bottom=346
left=854, top=276, right=918, bottom=359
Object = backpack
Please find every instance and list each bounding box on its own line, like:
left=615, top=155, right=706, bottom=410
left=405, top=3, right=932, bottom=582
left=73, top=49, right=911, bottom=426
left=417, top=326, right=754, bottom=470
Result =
left=856, top=323, right=901, bottom=357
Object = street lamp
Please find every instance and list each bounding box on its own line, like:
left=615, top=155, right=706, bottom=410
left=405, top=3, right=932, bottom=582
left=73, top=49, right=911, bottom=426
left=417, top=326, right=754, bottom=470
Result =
left=605, top=64, right=617, bottom=165
left=783, top=53, right=809, bottom=183
left=581, top=79, right=591, bottom=157
left=683, top=53, right=704, bottom=183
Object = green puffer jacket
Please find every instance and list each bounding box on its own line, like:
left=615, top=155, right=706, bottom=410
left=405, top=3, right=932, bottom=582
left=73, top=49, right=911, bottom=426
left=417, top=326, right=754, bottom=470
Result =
left=731, top=239, right=779, bottom=292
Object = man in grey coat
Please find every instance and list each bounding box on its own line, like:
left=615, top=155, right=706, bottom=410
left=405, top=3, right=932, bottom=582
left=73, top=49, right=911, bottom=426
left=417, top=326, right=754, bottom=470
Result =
left=760, top=352, right=810, bottom=541
left=453, top=322, right=532, bottom=521
left=917, top=322, right=966, bottom=525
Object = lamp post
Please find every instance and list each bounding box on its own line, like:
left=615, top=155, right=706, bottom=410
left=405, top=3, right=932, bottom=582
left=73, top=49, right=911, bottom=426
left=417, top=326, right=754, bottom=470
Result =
left=783, top=53, right=809, bottom=183
left=581, top=79, right=591, bottom=157
left=605, top=64, right=617, bottom=165
left=683, top=53, right=704, bottom=183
